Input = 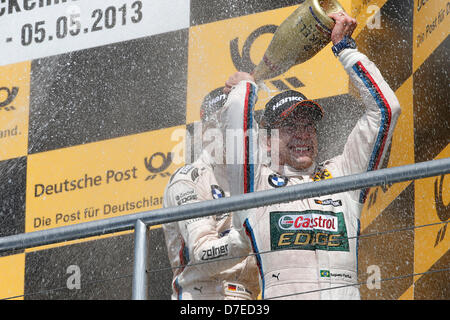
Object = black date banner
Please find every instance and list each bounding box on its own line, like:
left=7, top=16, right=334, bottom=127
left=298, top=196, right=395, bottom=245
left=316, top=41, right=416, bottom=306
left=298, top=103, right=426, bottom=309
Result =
left=0, top=0, right=190, bottom=66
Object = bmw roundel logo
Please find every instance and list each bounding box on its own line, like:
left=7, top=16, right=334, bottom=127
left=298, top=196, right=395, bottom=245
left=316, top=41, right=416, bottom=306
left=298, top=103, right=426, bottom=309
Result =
left=211, top=185, right=225, bottom=199
left=268, top=173, right=289, bottom=188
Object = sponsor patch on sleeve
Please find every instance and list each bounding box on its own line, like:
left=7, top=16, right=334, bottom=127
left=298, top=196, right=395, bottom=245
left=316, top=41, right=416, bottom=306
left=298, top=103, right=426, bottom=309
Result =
left=175, top=189, right=198, bottom=205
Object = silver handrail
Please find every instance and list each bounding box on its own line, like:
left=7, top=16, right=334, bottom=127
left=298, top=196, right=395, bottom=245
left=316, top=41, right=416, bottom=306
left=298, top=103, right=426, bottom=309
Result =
left=0, top=157, right=449, bottom=299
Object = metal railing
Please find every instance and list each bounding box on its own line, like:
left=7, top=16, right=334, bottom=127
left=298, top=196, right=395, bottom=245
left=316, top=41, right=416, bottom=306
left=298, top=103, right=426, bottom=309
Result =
left=0, top=157, right=449, bottom=299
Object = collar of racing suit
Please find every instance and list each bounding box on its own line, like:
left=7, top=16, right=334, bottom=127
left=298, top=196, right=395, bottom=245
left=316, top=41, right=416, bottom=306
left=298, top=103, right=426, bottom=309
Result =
left=276, top=162, right=317, bottom=178
left=201, top=149, right=317, bottom=182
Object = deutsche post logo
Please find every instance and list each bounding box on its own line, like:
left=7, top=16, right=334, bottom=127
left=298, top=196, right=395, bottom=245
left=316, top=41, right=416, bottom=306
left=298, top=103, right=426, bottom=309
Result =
left=144, top=152, right=172, bottom=180
left=230, top=25, right=277, bottom=74
left=0, top=86, right=19, bottom=111
left=230, top=25, right=305, bottom=91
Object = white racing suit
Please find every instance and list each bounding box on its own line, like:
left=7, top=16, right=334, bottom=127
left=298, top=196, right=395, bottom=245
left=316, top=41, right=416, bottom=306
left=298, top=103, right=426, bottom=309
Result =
left=221, top=48, right=401, bottom=299
left=162, top=151, right=259, bottom=300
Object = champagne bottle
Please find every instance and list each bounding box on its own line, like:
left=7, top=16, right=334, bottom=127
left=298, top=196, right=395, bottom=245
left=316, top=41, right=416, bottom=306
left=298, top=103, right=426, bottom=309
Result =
left=253, top=0, right=344, bottom=81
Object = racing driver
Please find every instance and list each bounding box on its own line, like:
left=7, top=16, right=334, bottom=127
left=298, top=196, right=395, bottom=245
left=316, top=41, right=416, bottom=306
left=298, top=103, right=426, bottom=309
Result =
left=220, top=11, right=401, bottom=299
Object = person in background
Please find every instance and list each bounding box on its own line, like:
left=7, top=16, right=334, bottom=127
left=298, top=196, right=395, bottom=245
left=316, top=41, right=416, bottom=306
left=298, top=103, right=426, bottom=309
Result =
left=162, top=88, right=259, bottom=300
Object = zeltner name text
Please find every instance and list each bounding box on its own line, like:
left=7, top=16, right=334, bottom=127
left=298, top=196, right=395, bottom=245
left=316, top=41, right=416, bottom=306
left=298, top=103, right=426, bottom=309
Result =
left=34, top=167, right=138, bottom=197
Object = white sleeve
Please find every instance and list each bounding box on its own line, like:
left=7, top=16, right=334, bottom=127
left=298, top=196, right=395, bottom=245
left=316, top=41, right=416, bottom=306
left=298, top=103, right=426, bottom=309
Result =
left=219, top=80, right=260, bottom=196
left=165, top=180, right=251, bottom=277
left=218, top=80, right=262, bottom=238
left=337, top=48, right=401, bottom=203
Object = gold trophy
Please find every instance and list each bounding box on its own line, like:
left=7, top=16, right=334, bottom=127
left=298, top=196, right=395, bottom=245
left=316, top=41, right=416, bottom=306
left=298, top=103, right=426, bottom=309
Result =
left=252, top=0, right=344, bottom=81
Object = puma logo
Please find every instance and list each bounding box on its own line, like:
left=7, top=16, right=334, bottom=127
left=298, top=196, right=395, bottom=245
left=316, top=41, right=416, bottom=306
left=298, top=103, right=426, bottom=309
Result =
left=194, top=286, right=203, bottom=293
left=272, top=273, right=280, bottom=280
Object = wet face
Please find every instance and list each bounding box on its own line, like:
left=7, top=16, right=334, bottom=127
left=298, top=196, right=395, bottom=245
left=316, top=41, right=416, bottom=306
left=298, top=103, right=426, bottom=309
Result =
left=270, top=115, right=318, bottom=170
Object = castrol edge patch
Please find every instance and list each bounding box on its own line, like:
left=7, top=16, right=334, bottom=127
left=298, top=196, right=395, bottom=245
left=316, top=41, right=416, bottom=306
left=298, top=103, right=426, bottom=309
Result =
left=270, top=210, right=350, bottom=252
